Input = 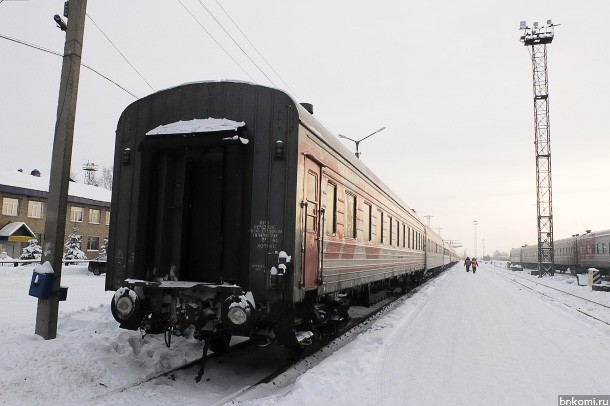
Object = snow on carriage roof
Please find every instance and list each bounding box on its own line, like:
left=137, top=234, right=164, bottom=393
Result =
left=146, top=118, right=246, bottom=136
left=0, top=169, right=111, bottom=203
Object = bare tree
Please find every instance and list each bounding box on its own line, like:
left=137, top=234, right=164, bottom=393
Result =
left=98, top=165, right=113, bottom=190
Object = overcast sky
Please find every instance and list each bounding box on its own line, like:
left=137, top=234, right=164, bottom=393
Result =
left=1, top=0, right=609, bottom=256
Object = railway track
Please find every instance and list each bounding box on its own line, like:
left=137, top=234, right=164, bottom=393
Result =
left=493, top=267, right=610, bottom=326
left=90, top=271, right=445, bottom=404
left=88, top=339, right=259, bottom=402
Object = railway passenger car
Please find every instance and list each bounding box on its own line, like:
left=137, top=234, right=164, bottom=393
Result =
left=510, top=229, right=610, bottom=274
left=105, top=81, right=458, bottom=356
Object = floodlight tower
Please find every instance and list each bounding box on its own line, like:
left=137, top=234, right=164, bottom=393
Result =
left=519, top=20, right=558, bottom=277
left=473, top=220, right=478, bottom=257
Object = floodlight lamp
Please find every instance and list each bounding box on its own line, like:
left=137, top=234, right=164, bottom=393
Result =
left=54, top=14, right=67, bottom=31
left=520, top=21, right=527, bottom=29
left=533, top=21, right=538, bottom=28
left=547, top=19, right=552, bottom=25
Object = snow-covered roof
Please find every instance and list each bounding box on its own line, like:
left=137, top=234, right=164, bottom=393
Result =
left=146, top=118, right=246, bottom=136
left=0, top=221, right=35, bottom=242
left=0, top=170, right=111, bottom=204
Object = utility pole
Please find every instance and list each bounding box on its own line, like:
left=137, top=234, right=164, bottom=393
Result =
left=519, top=20, right=557, bottom=277
left=36, top=0, right=87, bottom=339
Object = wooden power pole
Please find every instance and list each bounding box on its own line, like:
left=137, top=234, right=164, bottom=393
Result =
left=35, top=0, right=87, bottom=339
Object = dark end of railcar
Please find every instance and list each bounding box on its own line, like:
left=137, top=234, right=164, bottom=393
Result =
left=105, top=81, right=300, bottom=345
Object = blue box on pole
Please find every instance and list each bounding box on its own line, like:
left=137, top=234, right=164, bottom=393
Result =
left=29, top=271, right=55, bottom=300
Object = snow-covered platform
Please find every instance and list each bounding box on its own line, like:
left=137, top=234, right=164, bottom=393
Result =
left=2, top=262, right=610, bottom=405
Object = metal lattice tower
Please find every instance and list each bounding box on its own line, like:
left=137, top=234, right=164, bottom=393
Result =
left=520, top=20, right=557, bottom=277
left=473, top=220, right=478, bottom=258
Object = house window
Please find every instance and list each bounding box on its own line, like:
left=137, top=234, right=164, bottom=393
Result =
left=345, top=192, right=356, bottom=239
left=89, top=209, right=100, bottom=224
left=326, top=182, right=337, bottom=235
left=27, top=201, right=44, bottom=218
left=70, top=206, right=84, bottom=222
left=105, top=211, right=110, bottom=226
left=389, top=216, right=393, bottom=245
left=87, top=236, right=100, bottom=251
left=2, top=198, right=18, bottom=216
left=363, top=203, right=372, bottom=242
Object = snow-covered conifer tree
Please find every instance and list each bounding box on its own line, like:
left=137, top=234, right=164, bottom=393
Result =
left=63, top=233, right=86, bottom=264
left=20, top=238, right=42, bottom=261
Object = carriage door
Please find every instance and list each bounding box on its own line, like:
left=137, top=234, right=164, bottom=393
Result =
left=303, top=157, right=321, bottom=289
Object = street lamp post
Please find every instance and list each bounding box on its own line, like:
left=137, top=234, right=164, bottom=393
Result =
left=338, top=127, right=386, bottom=159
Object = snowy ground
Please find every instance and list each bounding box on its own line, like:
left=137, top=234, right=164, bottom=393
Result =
left=1, top=262, right=609, bottom=405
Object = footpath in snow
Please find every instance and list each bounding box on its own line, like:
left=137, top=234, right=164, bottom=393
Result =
left=240, top=262, right=610, bottom=406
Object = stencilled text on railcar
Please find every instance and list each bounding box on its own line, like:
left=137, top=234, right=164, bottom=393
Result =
left=251, top=221, right=283, bottom=249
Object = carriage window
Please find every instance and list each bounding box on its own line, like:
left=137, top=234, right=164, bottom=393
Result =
left=363, top=203, right=372, bottom=241
left=378, top=211, right=384, bottom=244
left=395, top=220, right=400, bottom=247
left=326, top=182, right=337, bottom=235
left=345, top=192, right=356, bottom=239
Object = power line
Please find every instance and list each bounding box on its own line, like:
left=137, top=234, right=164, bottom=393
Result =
left=0, top=33, right=138, bottom=98
left=194, top=0, right=277, bottom=88
left=214, top=0, right=299, bottom=100
left=86, top=13, right=155, bottom=92
left=176, top=0, right=255, bottom=81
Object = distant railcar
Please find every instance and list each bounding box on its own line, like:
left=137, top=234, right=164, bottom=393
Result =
left=105, top=81, right=458, bottom=355
left=510, top=229, right=610, bottom=274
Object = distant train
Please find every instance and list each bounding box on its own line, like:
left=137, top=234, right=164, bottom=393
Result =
left=510, top=229, right=610, bottom=274
left=105, top=81, right=459, bottom=357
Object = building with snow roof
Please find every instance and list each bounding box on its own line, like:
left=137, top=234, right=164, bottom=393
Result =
left=0, top=169, right=111, bottom=259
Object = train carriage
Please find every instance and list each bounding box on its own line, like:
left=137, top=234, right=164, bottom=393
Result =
left=105, top=81, right=456, bottom=353
left=510, top=229, right=610, bottom=275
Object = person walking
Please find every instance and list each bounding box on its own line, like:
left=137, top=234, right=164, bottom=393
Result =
left=465, top=256, right=471, bottom=272
left=472, top=258, right=478, bottom=274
